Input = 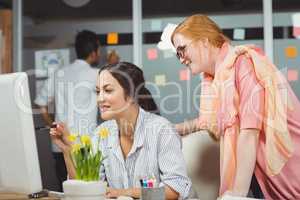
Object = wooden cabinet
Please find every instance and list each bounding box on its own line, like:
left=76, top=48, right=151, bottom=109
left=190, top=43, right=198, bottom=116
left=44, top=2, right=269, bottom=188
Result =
left=0, top=9, right=12, bottom=74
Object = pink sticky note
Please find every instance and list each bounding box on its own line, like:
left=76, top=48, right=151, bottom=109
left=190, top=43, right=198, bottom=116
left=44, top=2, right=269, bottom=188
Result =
left=179, top=69, right=190, bottom=81
left=293, top=27, right=300, bottom=38
left=287, top=69, right=298, bottom=81
left=147, top=48, right=158, bottom=60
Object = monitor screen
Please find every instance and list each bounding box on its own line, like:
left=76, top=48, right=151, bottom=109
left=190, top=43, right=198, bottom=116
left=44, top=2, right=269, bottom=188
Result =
left=0, top=72, right=42, bottom=194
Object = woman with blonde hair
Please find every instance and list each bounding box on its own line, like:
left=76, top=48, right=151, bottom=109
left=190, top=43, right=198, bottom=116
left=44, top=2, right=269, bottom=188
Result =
left=172, top=14, right=300, bottom=199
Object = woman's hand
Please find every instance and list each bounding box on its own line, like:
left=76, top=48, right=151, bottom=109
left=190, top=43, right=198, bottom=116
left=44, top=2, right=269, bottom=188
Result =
left=106, top=188, right=129, bottom=198
left=175, top=119, right=199, bottom=136
left=106, top=188, right=141, bottom=199
left=49, top=122, right=72, bottom=153
left=234, top=44, right=256, bottom=58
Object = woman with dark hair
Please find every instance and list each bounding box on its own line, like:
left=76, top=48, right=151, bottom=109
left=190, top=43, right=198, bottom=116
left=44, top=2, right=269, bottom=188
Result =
left=99, top=62, right=160, bottom=115
left=50, top=62, right=191, bottom=199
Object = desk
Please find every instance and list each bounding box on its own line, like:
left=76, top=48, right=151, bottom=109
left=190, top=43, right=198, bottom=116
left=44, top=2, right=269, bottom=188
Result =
left=0, top=192, right=114, bottom=200
left=0, top=192, right=261, bottom=200
left=0, top=192, right=60, bottom=200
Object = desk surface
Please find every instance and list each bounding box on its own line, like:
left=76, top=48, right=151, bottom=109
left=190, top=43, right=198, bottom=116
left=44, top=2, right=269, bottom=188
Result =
left=0, top=192, right=60, bottom=200
left=0, top=193, right=123, bottom=200
left=0, top=192, right=115, bottom=200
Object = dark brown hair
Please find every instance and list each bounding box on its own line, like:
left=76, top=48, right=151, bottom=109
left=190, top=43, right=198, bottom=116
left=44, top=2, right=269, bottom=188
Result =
left=99, top=62, right=160, bottom=115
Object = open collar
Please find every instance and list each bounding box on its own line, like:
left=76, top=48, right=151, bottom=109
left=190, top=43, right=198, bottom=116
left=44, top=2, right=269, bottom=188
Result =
left=109, top=107, right=147, bottom=161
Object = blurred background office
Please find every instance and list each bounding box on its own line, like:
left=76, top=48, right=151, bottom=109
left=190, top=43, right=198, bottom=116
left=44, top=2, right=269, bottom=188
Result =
left=1, top=0, right=300, bottom=199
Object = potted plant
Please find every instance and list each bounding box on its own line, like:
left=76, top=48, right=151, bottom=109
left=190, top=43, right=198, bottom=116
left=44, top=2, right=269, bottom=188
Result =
left=63, top=128, right=109, bottom=200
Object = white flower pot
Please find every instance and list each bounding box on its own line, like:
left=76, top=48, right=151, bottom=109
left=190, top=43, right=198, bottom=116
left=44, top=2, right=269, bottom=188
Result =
left=63, top=180, right=107, bottom=200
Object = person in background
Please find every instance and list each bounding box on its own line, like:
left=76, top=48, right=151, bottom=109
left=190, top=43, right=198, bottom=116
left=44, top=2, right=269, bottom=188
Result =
left=171, top=14, right=300, bottom=199
left=34, top=30, right=101, bottom=191
left=106, top=49, right=120, bottom=65
left=50, top=62, right=192, bottom=199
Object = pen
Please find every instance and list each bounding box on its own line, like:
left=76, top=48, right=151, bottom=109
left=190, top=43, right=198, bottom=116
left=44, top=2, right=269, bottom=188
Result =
left=142, top=178, right=148, bottom=188
left=139, top=179, right=144, bottom=187
left=148, top=179, right=153, bottom=188
left=28, top=190, right=48, bottom=199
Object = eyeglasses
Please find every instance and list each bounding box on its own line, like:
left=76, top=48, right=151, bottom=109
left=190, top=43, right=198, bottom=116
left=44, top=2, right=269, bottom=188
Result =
left=176, top=40, right=195, bottom=60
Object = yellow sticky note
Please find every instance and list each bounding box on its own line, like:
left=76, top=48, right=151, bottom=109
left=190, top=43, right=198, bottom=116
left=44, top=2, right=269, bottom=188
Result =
left=285, top=46, right=298, bottom=58
left=107, top=32, right=118, bottom=44
left=155, top=74, right=166, bottom=86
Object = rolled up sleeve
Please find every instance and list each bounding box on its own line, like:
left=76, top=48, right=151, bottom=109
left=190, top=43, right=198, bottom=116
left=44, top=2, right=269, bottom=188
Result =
left=235, top=55, right=264, bottom=130
left=158, top=123, right=192, bottom=199
left=34, top=84, right=50, bottom=106
left=34, top=74, right=55, bottom=106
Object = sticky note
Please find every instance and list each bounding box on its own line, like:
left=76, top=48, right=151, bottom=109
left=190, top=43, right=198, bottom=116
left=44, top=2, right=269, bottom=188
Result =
left=287, top=69, right=298, bottom=81
left=151, top=20, right=162, bottom=31
left=107, top=32, right=118, bottom=44
left=155, top=74, right=166, bottom=86
left=163, top=50, right=174, bottom=58
left=293, top=27, right=300, bottom=38
left=147, top=48, right=158, bottom=60
left=233, top=28, right=245, bottom=40
left=179, top=69, right=191, bottom=81
left=292, top=13, right=300, bottom=38
left=292, top=13, right=300, bottom=29
left=285, top=46, right=298, bottom=58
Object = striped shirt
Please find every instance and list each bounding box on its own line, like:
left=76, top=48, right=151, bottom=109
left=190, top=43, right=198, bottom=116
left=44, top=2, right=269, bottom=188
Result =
left=92, top=107, right=192, bottom=199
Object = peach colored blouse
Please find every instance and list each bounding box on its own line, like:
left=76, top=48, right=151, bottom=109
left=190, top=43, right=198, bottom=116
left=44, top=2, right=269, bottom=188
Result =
left=214, top=43, right=300, bottom=199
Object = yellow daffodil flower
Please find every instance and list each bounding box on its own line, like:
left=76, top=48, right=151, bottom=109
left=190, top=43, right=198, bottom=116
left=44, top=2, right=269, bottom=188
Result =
left=71, top=143, right=81, bottom=154
left=99, top=128, right=109, bottom=139
left=68, top=133, right=78, bottom=143
left=80, top=135, right=91, bottom=146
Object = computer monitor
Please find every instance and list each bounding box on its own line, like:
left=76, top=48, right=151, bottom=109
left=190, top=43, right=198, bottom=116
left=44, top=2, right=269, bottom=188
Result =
left=0, top=72, right=42, bottom=194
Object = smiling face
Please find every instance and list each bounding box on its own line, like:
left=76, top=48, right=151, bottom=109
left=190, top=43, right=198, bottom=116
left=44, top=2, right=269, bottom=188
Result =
left=173, top=33, right=213, bottom=75
left=171, top=14, right=229, bottom=76
left=96, top=70, right=132, bottom=120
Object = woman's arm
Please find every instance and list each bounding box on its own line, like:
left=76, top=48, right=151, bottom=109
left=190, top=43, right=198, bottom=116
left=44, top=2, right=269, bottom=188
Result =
left=106, top=188, right=140, bottom=199
left=175, top=118, right=199, bottom=136
left=50, top=122, right=76, bottom=179
left=39, top=106, right=54, bottom=127
left=164, top=185, right=180, bottom=199
left=106, top=185, right=179, bottom=199
left=62, top=150, right=76, bottom=179
left=176, top=118, right=219, bottom=141
left=175, top=117, right=208, bottom=136
left=231, top=129, right=259, bottom=196
left=226, top=54, right=263, bottom=196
